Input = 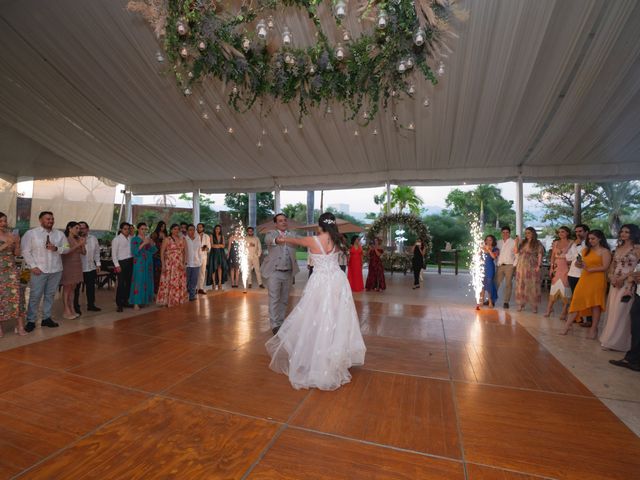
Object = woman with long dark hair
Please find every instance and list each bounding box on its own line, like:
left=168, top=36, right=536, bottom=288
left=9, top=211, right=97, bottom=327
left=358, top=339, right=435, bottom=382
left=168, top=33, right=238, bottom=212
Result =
left=365, top=237, right=386, bottom=292
left=207, top=224, right=228, bottom=290
left=265, top=212, right=366, bottom=391
left=480, top=235, right=499, bottom=306
left=561, top=230, right=612, bottom=339
left=544, top=226, right=573, bottom=319
left=129, top=222, right=157, bottom=309
left=60, top=221, right=86, bottom=319
left=514, top=227, right=544, bottom=313
left=150, top=221, right=167, bottom=293
left=600, top=224, right=640, bottom=350
left=347, top=236, right=365, bottom=292
left=156, top=224, right=188, bottom=307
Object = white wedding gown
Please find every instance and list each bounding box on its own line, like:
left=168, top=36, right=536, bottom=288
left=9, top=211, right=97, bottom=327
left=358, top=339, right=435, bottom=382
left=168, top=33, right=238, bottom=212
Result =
left=265, top=237, right=366, bottom=390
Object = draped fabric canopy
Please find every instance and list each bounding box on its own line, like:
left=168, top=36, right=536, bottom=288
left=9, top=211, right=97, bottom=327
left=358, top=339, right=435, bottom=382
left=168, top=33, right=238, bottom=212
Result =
left=0, top=0, right=639, bottom=194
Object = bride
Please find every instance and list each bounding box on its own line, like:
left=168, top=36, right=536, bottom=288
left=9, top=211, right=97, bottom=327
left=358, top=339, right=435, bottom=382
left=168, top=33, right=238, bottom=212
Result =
left=265, top=212, right=366, bottom=391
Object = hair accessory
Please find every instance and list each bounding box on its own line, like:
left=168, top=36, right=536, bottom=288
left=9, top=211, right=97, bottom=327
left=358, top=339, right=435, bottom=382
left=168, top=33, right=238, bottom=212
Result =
left=322, top=219, right=336, bottom=224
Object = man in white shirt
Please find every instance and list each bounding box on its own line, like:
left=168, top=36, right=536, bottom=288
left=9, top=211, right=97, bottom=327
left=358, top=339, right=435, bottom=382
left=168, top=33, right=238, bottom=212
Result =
left=185, top=224, right=201, bottom=301
left=73, top=221, right=102, bottom=314
left=111, top=222, right=133, bottom=312
left=566, top=224, right=591, bottom=326
left=495, top=226, right=517, bottom=309
left=21, top=211, right=70, bottom=331
left=196, top=223, right=212, bottom=294
left=245, top=226, right=264, bottom=288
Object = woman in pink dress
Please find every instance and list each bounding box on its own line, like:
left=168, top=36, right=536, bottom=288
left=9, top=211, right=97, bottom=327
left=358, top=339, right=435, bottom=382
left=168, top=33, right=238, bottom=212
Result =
left=61, top=222, right=86, bottom=320
left=544, top=226, right=572, bottom=320
left=156, top=224, right=188, bottom=308
left=347, top=236, right=364, bottom=292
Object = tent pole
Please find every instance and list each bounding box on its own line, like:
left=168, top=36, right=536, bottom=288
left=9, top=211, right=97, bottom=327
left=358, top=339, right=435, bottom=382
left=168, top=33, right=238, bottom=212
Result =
left=274, top=186, right=281, bottom=213
left=516, top=176, right=524, bottom=237
left=386, top=181, right=392, bottom=247
left=124, top=187, right=133, bottom=224
left=248, top=192, right=257, bottom=228
left=193, top=188, right=200, bottom=224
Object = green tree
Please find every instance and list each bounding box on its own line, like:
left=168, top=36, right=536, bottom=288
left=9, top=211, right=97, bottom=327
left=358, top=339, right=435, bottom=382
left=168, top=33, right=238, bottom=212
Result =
left=136, top=209, right=162, bottom=227
left=593, top=182, right=640, bottom=236
left=445, top=185, right=515, bottom=228
left=224, top=192, right=274, bottom=224
left=527, top=183, right=600, bottom=224
left=390, top=186, right=424, bottom=214
left=179, top=193, right=219, bottom=227
left=325, top=207, right=365, bottom=227
left=282, top=202, right=307, bottom=222
left=169, top=211, right=193, bottom=226
left=422, top=214, right=470, bottom=261
left=373, top=192, right=389, bottom=214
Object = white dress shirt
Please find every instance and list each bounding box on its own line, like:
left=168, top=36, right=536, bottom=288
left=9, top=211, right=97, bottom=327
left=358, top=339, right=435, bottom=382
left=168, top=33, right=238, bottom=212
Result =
left=198, top=232, right=212, bottom=262
left=185, top=234, right=202, bottom=268
left=81, top=234, right=101, bottom=272
left=566, top=241, right=586, bottom=278
left=21, top=226, right=69, bottom=273
left=111, top=233, right=132, bottom=268
left=496, top=238, right=516, bottom=266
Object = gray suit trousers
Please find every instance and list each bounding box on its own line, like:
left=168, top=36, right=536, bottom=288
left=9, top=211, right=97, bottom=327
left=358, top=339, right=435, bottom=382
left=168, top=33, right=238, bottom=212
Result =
left=268, top=270, right=292, bottom=328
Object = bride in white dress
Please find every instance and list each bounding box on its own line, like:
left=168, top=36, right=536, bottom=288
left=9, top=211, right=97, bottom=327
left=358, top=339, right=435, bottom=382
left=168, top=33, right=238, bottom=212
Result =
left=265, top=212, right=366, bottom=391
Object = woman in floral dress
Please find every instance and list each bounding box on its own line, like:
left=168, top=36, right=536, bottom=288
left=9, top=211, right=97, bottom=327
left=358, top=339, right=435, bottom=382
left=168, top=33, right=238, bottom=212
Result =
left=0, top=212, right=27, bottom=337
left=515, top=227, right=544, bottom=313
left=600, top=224, right=640, bottom=351
left=129, top=222, right=158, bottom=309
left=156, top=224, right=188, bottom=307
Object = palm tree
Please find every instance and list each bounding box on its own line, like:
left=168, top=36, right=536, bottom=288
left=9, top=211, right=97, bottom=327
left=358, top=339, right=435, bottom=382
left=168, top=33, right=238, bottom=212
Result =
left=373, top=192, right=388, bottom=214
left=595, top=182, right=640, bottom=237
left=390, top=186, right=423, bottom=214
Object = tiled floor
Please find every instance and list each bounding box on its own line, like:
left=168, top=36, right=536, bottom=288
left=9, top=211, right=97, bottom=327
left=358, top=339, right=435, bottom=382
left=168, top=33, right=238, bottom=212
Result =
left=1, top=273, right=639, bottom=478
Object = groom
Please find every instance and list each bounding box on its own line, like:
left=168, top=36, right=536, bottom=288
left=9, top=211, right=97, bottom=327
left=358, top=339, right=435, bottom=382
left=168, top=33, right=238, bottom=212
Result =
left=262, top=213, right=300, bottom=335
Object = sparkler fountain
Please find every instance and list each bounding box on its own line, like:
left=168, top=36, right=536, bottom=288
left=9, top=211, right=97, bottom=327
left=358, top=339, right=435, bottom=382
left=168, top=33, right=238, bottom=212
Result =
left=234, top=222, right=250, bottom=293
left=468, top=216, right=485, bottom=310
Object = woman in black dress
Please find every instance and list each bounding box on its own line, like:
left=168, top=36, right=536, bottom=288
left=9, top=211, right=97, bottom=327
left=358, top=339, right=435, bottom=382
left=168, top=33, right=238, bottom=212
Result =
left=412, top=240, right=426, bottom=289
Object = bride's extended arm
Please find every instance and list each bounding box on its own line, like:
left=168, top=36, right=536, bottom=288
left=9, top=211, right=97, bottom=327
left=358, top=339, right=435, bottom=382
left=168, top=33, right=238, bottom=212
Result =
left=276, top=235, right=315, bottom=248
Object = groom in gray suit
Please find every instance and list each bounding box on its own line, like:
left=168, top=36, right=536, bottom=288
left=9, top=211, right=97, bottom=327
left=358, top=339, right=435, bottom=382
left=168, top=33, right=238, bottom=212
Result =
left=261, top=213, right=300, bottom=335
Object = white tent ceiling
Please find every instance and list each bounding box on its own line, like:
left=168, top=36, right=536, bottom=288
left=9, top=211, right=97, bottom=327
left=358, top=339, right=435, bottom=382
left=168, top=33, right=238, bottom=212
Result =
left=0, top=0, right=639, bottom=194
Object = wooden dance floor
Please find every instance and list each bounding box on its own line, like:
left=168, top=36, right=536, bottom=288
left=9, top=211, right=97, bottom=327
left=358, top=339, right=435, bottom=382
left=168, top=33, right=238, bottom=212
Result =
left=1, top=291, right=640, bottom=479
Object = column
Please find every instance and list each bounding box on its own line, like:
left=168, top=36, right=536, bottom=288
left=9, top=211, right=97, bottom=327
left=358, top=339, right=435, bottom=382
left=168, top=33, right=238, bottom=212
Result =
left=192, top=189, right=200, bottom=224
left=124, top=187, right=132, bottom=224
left=515, top=176, right=524, bottom=237
left=248, top=192, right=257, bottom=228
left=274, top=186, right=281, bottom=213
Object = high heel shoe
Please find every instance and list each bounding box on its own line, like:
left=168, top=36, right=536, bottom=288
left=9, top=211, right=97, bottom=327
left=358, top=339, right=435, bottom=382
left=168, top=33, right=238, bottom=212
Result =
left=559, top=321, right=572, bottom=335
left=543, top=311, right=552, bottom=318
left=14, top=327, right=27, bottom=336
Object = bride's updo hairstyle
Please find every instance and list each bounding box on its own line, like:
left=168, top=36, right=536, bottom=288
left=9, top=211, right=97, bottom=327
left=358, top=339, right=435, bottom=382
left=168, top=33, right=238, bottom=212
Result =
left=318, top=212, right=347, bottom=253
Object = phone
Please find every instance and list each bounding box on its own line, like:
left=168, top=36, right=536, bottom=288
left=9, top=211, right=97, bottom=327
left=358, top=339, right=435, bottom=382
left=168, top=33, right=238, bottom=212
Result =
left=621, top=295, right=632, bottom=303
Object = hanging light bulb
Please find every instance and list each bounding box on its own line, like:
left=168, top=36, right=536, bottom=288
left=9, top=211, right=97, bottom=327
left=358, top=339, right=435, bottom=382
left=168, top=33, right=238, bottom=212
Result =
left=257, top=140, right=263, bottom=148
left=408, top=84, right=415, bottom=94
left=343, top=30, right=351, bottom=42
left=363, top=112, right=369, bottom=120
left=228, top=127, right=234, bottom=134
left=242, top=37, right=251, bottom=52
left=179, top=46, right=189, bottom=58
left=184, top=88, right=192, bottom=96
left=284, top=53, right=293, bottom=65
left=198, top=99, right=204, bottom=106
left=397, top=61, right=406, bottom=73
left=232, top=86, right=238, bottom=94
left=256, top=19, right=268, bottom=40
left=377, top=10, right=388, bottom=29
left=262, top=128, right=267, bottom=135
left=437, top=61, right=445, bottom=76
left=282, top=26, right=292, bottom=47
left=198, top=41, right=206, bottom=51
left=267, top=16, right=275, bottom=29
left=354, top=130, right=359, bottom=136
left=414, top=28, right=425, bottom=46
left=423, top=98, right=430, bottom=107
left=176, top=19, right=188, bottom=36
left=283, top=126, right=289, bottom=134
left=215, top=104, right=221, bottom=112
left=187, top=71, right=194, bottom=79
left=334, top=0, right=347, bottom=20
left=202, top=112, right=209, bottom=120
left=372, top=128, right=378, bottom=135
left=408, top=122, right=415, bottom=131
left=326, top=105, right=332, bottom=114
left=335, top=44, right=346, bottom=61
left=309, top=64, right=316, bottom=75
left=155, top=51, right=165, bottom=63
left=406, top=57, right=414, bottom=69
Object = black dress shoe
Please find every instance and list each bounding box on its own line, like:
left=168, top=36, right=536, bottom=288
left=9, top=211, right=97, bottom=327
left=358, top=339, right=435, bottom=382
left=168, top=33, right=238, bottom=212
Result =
left=24, top=322, right=36, bottom=333
left=503, top=302, right=509, bottom=309
left=197, top=289, right=206, bottom=295
left=272, top=326, right=280, bottom=335
left=124, top=304, right=134, bottom=309
left=482, top=300, right=489, bottom=306
left=610, top=359, right=640, bottom=371
left=87, top=305, right=102, bottom=312
left=74, top=306, right=82, bottom=315
left=259, top=284, right=265, bottom=289
left=41, top=318, right=59, bottom=328
left=117, top=306, right=124, bottom=312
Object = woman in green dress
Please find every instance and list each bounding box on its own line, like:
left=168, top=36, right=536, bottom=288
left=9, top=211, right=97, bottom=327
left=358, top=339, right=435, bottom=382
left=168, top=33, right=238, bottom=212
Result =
left=129, top=222, right=157, bottom=309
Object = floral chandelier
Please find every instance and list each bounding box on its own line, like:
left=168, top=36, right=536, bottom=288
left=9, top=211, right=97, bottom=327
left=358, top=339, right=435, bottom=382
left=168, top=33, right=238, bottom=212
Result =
left=129, top=0, right=453, bottom=123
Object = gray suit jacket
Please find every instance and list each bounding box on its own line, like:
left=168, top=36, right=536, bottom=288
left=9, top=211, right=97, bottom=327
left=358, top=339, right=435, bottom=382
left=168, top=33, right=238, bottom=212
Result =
left=261, top=230, right=300, bottom=279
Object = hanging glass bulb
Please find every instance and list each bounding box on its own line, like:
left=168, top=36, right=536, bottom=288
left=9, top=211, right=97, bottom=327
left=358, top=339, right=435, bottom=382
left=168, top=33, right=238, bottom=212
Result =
left=202, top=112, right=209, bottom=120
left=335, top=44, right=346, bottom=61
left=256, top=19, right=268, bottom=40
left=414, top=28, right=425, bottom=46
left=187, top=71, right=194, bottom=79
left=183, top=88, right=192, bottom=96
left=309, top=64, right=316, bottom=75
left=334, top=0, right=347, bottom=20
left=397, top=61, right=406, bottom=73
left=179, top=46, right=189, bottom=58
left=155, top=51, right=165, bottom=63
left=298, top=123, right=303, bottom=129
left=262, top=128, right=267, bottom=135
left=215, top=104, right=221, bottom=112
left=423, top=98, right=430, bottom=107
left=228, top=127, right=234, bottom=134
left=198, top=99, right=205, bottom=106
left=282, top=26, right=292, bottom=47
left=343, top=30, right=351, bottom=42
left=408, top=84, right=415, bottom=94
left=377, top=10, right=388, bottom=29
left=406, top=57, right=414, bottom=69
left=267, top=16, right=275, bottom=29
left=372, top=129, right=378, bottom=135
left=257, top=140, right=263, bottom=148
left=354, top=130, right=359, bottom=136
left=437, top=61, right=445, bottom=76
left=283, top=127, right=289, bottom=134
left=176, top=19, right=188, bottom=36
left=363, top=112, right=369, bottom=120
left=242, top=37, right=251, bottom=52
left=232, top=86, right=238, bottom=94
left=326, top=105, right=332, bottom=114
left=198, top=41, right=206, bottom=51
left=408, top=122, right=415, bottom=130
left=284, top=53, right=293, bottom=65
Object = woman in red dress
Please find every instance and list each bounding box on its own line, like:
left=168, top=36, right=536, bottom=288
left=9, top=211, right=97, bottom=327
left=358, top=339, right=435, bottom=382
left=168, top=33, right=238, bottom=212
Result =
left=347, top=236, right=364, bottom=292
left=365, top=237, right=386, bottom=292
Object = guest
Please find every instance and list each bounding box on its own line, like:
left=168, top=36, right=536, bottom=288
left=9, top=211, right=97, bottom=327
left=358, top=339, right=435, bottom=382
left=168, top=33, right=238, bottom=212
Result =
left=561, top=230, right=612, bottom=339
left=610, top=268, right=640, bottom=372
left=150, top=221, right=167, bottom=293
left=365, top=237, right=386, bottom=292
left=208, top=224, right=228, bottom=290
left=21, top=211, right=68, bottom=331
left=60, top=221, right=87, bottom=320
left=480, top=235, right=499, bottom=306
left=544, top=226, right=572, bottom=319
left=0, top=212, right=26, bottom=336
left=73, top=221, right=102, bottom=314
left=347, top=236, right=364, bottom=292
left=185, top=224, right=201, bottom=301
left=307, top=254, right=314, bottom=278
left=245, top=226, right=264, bottom=288
left=196, top=223, right=212, bottom=294
left=495, top=226, right=517, bottom=309
left=338, top=236, right=348, bottom=273
left=566, top=224, right=591, bottom=325
left=600, top=224, right=640, bottom=351
left=129, top=222, right=157, bottom=309
left=112, top=222, right=133, bottom=312
left=157, top=224, right=188, bottom=307
left=412, top=239, right=426, bottom=290
left=515, top=227, right=544, bottom=313
left=227, top=229, right=241, bottom=288
left=180, top=222, right=188, bottom=237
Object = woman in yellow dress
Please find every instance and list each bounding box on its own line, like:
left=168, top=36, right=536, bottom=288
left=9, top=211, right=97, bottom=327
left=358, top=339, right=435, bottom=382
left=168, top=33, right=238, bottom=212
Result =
left=560, top=230, right=611, bottom=339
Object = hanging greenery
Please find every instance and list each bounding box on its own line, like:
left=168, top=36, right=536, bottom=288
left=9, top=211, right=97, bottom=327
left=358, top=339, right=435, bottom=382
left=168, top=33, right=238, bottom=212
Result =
left=129, top=0, right=452, bottom=122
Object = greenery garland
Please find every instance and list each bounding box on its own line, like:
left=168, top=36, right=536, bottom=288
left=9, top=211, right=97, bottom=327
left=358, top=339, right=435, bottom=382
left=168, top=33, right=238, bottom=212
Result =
left=367, top=212, right=432, bottom=260
left=154, top=0, right=450, bottom=121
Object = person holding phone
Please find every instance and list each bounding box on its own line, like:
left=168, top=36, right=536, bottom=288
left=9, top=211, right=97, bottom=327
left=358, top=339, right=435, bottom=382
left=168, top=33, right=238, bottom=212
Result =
left=129, top=222, right=157, bottom=309
left=566, top=224, right=591, bottom=325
